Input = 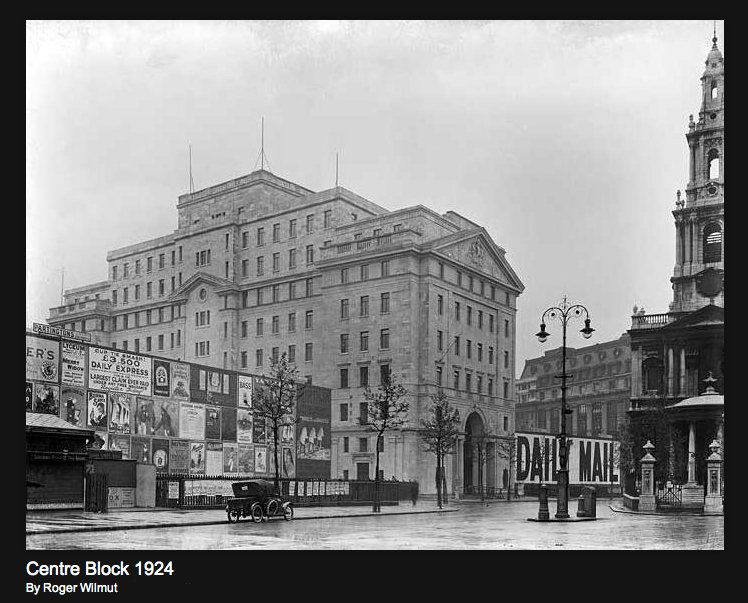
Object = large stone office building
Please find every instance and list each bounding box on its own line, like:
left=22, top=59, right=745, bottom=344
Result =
left=48, top=168, right=524, bottom=497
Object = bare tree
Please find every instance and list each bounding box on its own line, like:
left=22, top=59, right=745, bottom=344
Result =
left=252, top=352, right=300, bottom=490
left=471, top=430, right=496, bottom=501
left=496, top=437, right=517, bottom=501
left=362, top=370, right=409, bottom=512
left=420, top=390, right=460, bottom=508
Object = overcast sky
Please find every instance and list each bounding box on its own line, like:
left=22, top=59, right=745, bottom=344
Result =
left=26, top=19, right=723, bottom=374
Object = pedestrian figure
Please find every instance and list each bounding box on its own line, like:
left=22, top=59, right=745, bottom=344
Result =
left=410, top=481, right=418, bottom=506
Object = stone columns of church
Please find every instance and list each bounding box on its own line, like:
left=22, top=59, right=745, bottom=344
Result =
left=691, top=219, right=699, bottom=265
left=687, top=422, right=697, bottom=484
left=667, top=347, right=675, bottom=397
left=679, top=347, right=687, bottom=396
left=631, top=347, right=642, bottom=399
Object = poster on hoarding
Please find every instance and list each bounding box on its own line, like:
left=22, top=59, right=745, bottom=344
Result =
left=205, top=441, right=223, bottom=476
left=33, top=383, right=59, bottom=416
left=254, top=446, right=267, bottom=473
left=205, top=405, right=221, bottom=440
left=26, top=335, right=59, bottom=383
left=86, top=390, right=108, bottom=429
left=253, top=415, right=266, bottom=444
left=237, top=408, right=253, bottom=444
left=131, top=436, right=151, bottom=463
left=189, top=442, right=206, bottom=474
left=190, top=363, right=235, bottom=406
left=134, top=397, right=156, bottom=435
left=514, top=432, right=621, bottom=486
left=61, top=387, right=85, bottom=427
left=152, top=398, right=179, bottom=437
left=268, top=448, right=276, bottom=477
left=108, top=392, right=132, bottom=434
left=179, top=402, right=206, bottom=440
left=208, top=371, right=222, bottom=393
left=282, top=446, right=296, bottom=478
left=61, top=341, right=86, bottom=387
left=237, top=375, right=252, bottom=409
left=297, top=423, right=329, bottom=461
left=152, top=438, right=170, bottom=473
left=88, top=347, right=152, bottom=396
left=107, top=434, right=131, bottom=459
left=25, top=382, right=34, bottom=411
left=221, top=407, right=237, bottom=442
left=223, top=443, right=238, bottom=474
left=170, top=439, right=189, bottom=473
left=153, top=359, right=171, bottom=397
left=171, top=363, right=190, bottom=400
left=238, top=444, right=254, bottom=474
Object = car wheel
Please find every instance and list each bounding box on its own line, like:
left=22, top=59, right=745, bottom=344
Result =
left=283, top=504, right=294, bottom=521
left=251, top=503, right=264, bottom=523
left=266, top=499, right=279, bottom=517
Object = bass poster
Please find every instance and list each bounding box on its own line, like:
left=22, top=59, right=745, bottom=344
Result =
left=515, top=432, right=620, bottom=486
left=61, top=341, right=87, bottom=387
left=88, top=347, right=152, bottom=396
left=26, top=335, right=59, bottom=383
left=237, top=375, right=253, bottom=409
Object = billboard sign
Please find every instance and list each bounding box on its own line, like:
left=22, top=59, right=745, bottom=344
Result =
left=153, top=359, right=171, bottom=397
left=61, top=387, right=85, bottom=427
left=61, top=341, right=87, bottom=387
left=170, top=363, right=190, bottom=400
left=26, top=335, right=59, bottom=383
left=33, top=322, right=91, bottom=342
left=179, top=402, right=205, bottom=440
left=88, top=347, right=152, bottom=396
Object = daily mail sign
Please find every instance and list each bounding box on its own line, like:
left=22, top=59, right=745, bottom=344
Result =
left=515, top=432, right=620, bottom=486
left=88, top=347, right=152, bottom=396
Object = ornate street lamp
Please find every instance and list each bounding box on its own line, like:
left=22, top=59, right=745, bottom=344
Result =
left=535, top=296, right=594, bottom=519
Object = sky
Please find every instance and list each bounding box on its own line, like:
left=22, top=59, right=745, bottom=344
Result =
left=26, top=19, right=724, bottom=376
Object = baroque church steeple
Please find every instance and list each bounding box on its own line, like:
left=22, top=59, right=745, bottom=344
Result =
left=670, top=29, right=724, bottom=313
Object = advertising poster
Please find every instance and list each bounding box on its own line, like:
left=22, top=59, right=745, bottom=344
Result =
left=152, top=398, right=179, bottom=437
left=297, top=424, right=329, bottom=460
left=33, top=383, right=59, bottom=416
left=153, top=359, right=171, bottom=397
left=61, top=341, right=86, bottom=387
left=108, top=487, right=136, bottom=509
left=254, top=446, right=267, bottom=474
left=61, top=387, right=85, bottom=427
left=238, top=444, right=254, bottom=474
left=190, top=363, right=235, bottom=406
left=221, top=407, right=237, bottom=442
left=107, top=434, right=131, bottom=459
left=205, top=405, right=221, bottom=440
left=131, top=436, right=151, bottom=463
left=179, top=402, right=206, bottom=440
left=205, top=442, right=223, bottom=476
left=88, top=347, right=152, bottom=396
left=171, top=362, right=190, bottom=400
left=26, top=335, right=59, bottom=383
left=253, top=415, right=267, bottom=444
left=268, top=448, right=276, bottom=477
left=223, top=443, right=239, bottom=474
left=152, top=438, right=170, bottom=473
left=134, top=397, right=156, bottom=435
left=86, top=390, right=108, bottom=429
left=108, top=392, right=132, bottom=434
left=295, top=385, right=331, bottom=478
left=237, top=408, right=253, bottom=444
left=170, top=439, right=190, bottom=473
left=25, top=382, right=34, bottom=411
left=282, top=446, right=296, bottom=478
left=237, top=375, right=253, bottom=409
left=189, top=441, right=206, bottom=474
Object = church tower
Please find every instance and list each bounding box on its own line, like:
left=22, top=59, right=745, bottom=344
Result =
left=670, top=30, right=724, bottom=313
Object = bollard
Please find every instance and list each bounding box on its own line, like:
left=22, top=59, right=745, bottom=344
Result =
left=576, top=493, right=586, bottom=517
left=585, top=486, right=597, bottom=518
left=538, top=485, right=550, bottom=521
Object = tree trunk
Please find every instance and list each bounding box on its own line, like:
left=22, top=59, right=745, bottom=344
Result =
left=442, top=463, right=449, bottom=506
left=373, top=433, right=381, bottom=512
left=273, top=424, right=280, bottom=490
left=435, top=456, right=442, bottom=509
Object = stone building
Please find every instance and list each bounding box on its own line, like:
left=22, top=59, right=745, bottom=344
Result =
left=47, top=169, right=524, bottom=496
left=626, top=33, right=724, bottom=507
left=515, top=334, right=631, bottom=439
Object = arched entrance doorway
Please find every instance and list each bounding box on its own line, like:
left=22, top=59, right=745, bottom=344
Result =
left=463, top=412, right=495, bottom=495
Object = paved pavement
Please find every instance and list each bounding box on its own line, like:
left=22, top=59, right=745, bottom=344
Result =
left=26, top=502, right=458, bottom=535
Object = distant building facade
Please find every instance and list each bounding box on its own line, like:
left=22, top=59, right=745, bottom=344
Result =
left=47, top=169, right=524, bottom=496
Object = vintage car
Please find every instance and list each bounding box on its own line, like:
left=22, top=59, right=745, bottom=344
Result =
left=225, top=479, right=294, bottom=523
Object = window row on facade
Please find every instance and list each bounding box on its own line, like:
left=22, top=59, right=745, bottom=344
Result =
left=110, top=304, right=184, bottom=331
left=111, top=246, right=184, bottom=281
left=111, top=273, right=183, bottom=306
left=436, top=261, right=514, bottom=307
left=435, top=365, right=508, bottom=398
left=111, top=330, right=182, bottom=354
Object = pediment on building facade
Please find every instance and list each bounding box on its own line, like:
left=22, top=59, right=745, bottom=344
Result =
left=662, top=304, right=724, bottom=331
left=428, top=230, right=525, bottom=291
left=168, top=272, right=238, bottom=302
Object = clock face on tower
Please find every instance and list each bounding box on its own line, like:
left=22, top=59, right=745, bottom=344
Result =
left=696, top=268, right=723, bottom=298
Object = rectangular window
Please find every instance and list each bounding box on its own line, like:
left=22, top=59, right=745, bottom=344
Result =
left=439, top=263, right=444, bottom=279
left=241, top=351, right=248, bottom=369
left=288, top=312, right=296, bottom=332
left=437, top=330, right=443, bottom=352
left=272, top=347, right=279, bottom=363
left=343, top=438, right=349, bottom=453
left=159, top=253, right=165, bottom=269
left=360, top=331, right=369, bottom=352
left=147, top=257, right=153, bottom=272
left=257, top=288, right=264, bottom=305
left=477, top=375, right=483, bottom=394
left=289, top=219, right=297, bottom=238
left=437, top=295, right=443, bottom=315
left=490, top=314, right=495, bottom=333
left=360, top=296, right=369, bottom=317
left=381, top=260, right=389, bottom=277
left=256, top=349, right=263, bottom=367
left=340, top=404, right=349, bottom=422
left=455, top=302, right=461, bottom=321
left=242, top=231, right=249, bottom=248
left=504, top=351, right=509, bottom=369
left=289, top=248, right=297, bottom=269
left=134, top=284, right=140, bottom=300
left=306, top=214, right=314, bottom=234
left=489, top=347, right=494, bottom=364
left=380, top=364, right=390, bottom=385
left=172, top=275, right=177, bottom=291
left=241, top=321, right=248, bottom=338
left=172, top=250, right=176, bottom=265
left=171, top=332, right=175, bottom=349
left=273, top=253, right=280, bottom=273
left=146, top=336, right=152, bottom=352
left=257, top=227, right=265, bottom=246
left=505, top=319, right=510, bottom=338
left=457, top=271, right=462, bottom=287
left=454, top=336, right=460, bottom=356
left=123, top=287, right=129, bottom=304
left=289, top=282, right=296, bottom=300
left=305, top=310, right=313, bottom=329
left=272, top=315, right=279, bottom=334
left=489, top=378, right=494, bottom=396
left=159, top=280, right=165, bottom=296
left=466, top=339, right=472, bottom=359
left=341, top=268, right=349, bottom=284
left=436, top=365, right=443, bottom=386
left=272, top=285, right=279, bottom=303
left=340, top=368, right=349, bottom=388
left=324, top=209, right=332, bottom=229
left=491, top=285, right=496, bottom=301
left=340, top=334, right=349, bottom=354
left=469, top=276, right=474, bottom=291
left=242, top=260, right=248, bottom=277
left=360, top=366, right=369, bottom=387
left=478, top=310, right=483, bottom=329
left=158, top=334, right=164, bottom=350
left=158, top=307, right=165, bottom=323
left=453, top=370, right=460, bottom=390
left=480, top=281, right=485, bottom=296
left=256, top=318, right=264, bottom=336
left=341, top=299, right=349, bottom=320
left=178, top=246, right=183, bottom=262
left=273, top=223, right=280, bottom=243
left=177, top=329, right=181, bottom=346
left=123, top=263, right=129, bottom=278
left=467, top=306, right=472, bottom=325
left=306, top=245, right=314, bottom=265
left=134, top=338, right=140, bottom=353
left=112, top=290, right=118, bottom=305
left=135, top=259, right=141, bottom=275
left=122, top=340, right=128, bottom=351
left=465, top=373, right=472, bottom=392
left=288, top=345, right=296, bottom=364
left=257, top=256, right=264, bottom=276
left=477, top=343, right=483, bottom=362
left=380, top=328, right=390, bottom=350
left=503, top=381, right=509, bottom=399
left=359, top=437, right=368, bottom=452
left=360, top=264, right=369, bottom=281
left=380, top=292, right=390, bottom=314
left=306, top=278, right=314, bottom=297
left=550, top=408, right=559, bottom=433
left=305, top=342, right=313, bottom=362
